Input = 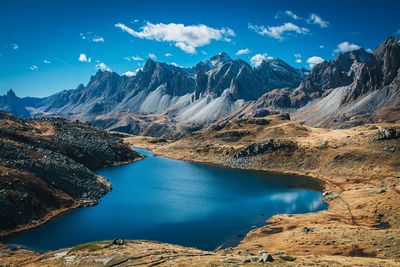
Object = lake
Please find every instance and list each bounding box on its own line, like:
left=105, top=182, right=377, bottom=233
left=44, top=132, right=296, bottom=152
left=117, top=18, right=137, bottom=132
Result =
left=5, top=148, right=326, bottom=251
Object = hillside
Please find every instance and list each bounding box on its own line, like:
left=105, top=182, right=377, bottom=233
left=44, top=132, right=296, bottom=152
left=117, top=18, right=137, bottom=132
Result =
left=0, top=112, right=142, bottom=236
left=124, top=115, right=400, bottom=264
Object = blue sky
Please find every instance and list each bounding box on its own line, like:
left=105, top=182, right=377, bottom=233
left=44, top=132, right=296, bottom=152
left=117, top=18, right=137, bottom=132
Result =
left=1, top=0, right=399, bottom=97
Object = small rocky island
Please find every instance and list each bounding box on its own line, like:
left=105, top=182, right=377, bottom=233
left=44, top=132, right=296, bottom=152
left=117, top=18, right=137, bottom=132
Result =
left=0, top=111, right=142, bottom=236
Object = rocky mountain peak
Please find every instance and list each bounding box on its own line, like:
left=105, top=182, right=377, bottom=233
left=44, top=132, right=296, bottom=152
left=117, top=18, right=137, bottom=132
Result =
left=209, top=52, right=233, bottom=67
left=6, top=89, right=16, bottom=98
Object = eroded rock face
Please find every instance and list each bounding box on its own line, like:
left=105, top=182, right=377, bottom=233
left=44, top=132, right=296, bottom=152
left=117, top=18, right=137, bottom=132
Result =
left=0, top=112, right=141, bottom=235
left=374, top=128, right=400, bottom=140
left=234, top=139, right=298, bottom=158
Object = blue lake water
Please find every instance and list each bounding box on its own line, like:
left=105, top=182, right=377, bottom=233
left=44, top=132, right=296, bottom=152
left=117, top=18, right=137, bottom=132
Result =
left=5, top=148, right=326, bottom=251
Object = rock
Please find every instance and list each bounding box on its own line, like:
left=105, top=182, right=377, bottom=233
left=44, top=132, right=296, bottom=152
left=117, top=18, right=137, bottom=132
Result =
left=379, top=187, right=387, bottom=193
left=278, top=113, right=290, bottom=120
left=112, top=238, right=125, bottom=245
left=259, top=252, right=274, bottom=262
left=303, top=226, right=314, bottom=233
left=374, top=128, right=400, bottom=141
left=234, top=139, right=298, bottom=158
left=276, top=252, right=296, bottom=261
left=242, top=258, right=252, bottom=263
left=251, top=108, right=270, bottom=118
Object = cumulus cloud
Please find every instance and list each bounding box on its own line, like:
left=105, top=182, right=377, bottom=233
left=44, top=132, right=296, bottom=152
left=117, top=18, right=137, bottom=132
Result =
left=95, top=62, right=111, bottom=72
left=334, top=41, right=361, bottom=53
left=319, top=45, right=325, bottom=49
left=78, top=53, right=91, bottom=62
left=92, top=36, right=104, bottom=43
left=284, top=10, right=301, bottom=20
left=306, top=56, right=325, bottom=68
left=80, top=32, right=105, bottom=43
left=250, top=53, right=272, bottom=67
left=148, top=53, right=157, bottom=60
left=249, top=22, right=309, bottom=40
left=275, top=10, right=329, bottom=28
left=125, top=55, right=144, bottom=61
left=30, top=65, right=38, bottom=71
left=308, top=13, right=329, bottom=28
left=294, top=53, right=302, bottom=63
left=12, top=43, right=19, bottom=50
left=235, top=48, right=251, bottom=55
left=366, top=48, right=373, bottom=53
left=43, top=59, right=51, bottom=64
left=115, top=21, right=235, bottom=54
left=164, top=53, right=173, bottom=57
left=123, top=69, right=140, bottom=77
left=169, top=62, right=183, bottom=67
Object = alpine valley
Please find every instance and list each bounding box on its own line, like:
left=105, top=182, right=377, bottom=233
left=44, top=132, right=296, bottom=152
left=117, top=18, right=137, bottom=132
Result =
left=1, top=34, right=400, bottom=267
left=2, top=37, right=399, bottom=139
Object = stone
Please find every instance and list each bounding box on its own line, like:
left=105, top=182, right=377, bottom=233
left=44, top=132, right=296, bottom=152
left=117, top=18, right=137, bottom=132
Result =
left=303, top=226, right=314, bottom=233
left=277, top=252, right=296, bottom=262
left=112, top=238, right=125, bottom=245
left=259, top=252, right=274, bottom=262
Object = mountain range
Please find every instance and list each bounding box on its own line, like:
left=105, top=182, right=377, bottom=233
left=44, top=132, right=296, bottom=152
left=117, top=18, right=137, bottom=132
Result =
left=1, top=37, right=399, bottom=138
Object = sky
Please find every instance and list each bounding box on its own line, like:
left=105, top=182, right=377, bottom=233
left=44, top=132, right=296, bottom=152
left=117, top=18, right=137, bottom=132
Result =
left=1, top=0, right=399, bottom=97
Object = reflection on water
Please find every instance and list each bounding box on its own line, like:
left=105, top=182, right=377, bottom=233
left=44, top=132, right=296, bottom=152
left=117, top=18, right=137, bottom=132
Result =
left=6, top=148, right=326, bottom=251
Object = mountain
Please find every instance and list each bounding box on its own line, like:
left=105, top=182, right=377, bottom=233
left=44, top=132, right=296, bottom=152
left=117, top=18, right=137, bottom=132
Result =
left=2, top=37, right=398, bottom=136
left=0, top=52, right=304, bottom=138
left=249, top=36, right=400, bottom=128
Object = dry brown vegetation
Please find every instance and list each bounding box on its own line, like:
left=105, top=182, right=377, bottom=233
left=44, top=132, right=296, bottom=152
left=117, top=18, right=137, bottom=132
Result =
left=2, top=115, right=399, bottom=266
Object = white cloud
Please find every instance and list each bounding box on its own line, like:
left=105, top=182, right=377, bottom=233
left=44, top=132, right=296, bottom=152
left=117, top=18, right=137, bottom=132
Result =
left=307, top=14, right=329, bottom=28
left=123, top=71, right=135, bottom=77
left=319, top=45, right=325, bottom=49
left=306, top=56, right=325, bottom=68
left=148, top=53, right=157, bottom=60
left=235, top=48, right=251, bottom=55
left=275, top=10, right=329, bottom=29
left=43, top=59, right=51, bottom=64
left=125, top=55, right=144, bottom=61
left=92, top=36, right=104, bottom=43
left=80, top=32, right=104, bottom=43
left=78, top=53, right=91, bottom=62
left=95, top=62, right=111, bottom=72
left=164, top=53, right=173, bottom=57
left=366, top=48, right=373, bottom=53
left=249, top=22, right=309, bottom=40
left=334, top=41, right=361, bottom=53
left=169, top=62, right=183, bottom=67
left=294, top=53, right=302, bottom=63
left=12, top=43, right=19, bottom=50
left=285, top=10, right=301, bottom=20
left=115, top=21, right=235, bottom=54
left=30, top=65, right=38, bottom=71
left=250, top=53, right=272, bottom=67
left=175, top=42, right=196, bottom=54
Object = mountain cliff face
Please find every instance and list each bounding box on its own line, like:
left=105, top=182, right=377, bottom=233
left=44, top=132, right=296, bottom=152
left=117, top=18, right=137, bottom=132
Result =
left=250, top=37, right=400, bottom=128
left=1, top=37, right=399, bottom=136
left=0, top=52, right=304, bottom=137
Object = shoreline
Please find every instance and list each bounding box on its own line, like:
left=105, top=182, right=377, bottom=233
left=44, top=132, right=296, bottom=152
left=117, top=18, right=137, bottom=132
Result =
left=0, top=157, right=145, bottom=241
left=1, top=123, right=399, bottom=266
left=122, top=122, right=400, bottom=261
left=1, top=145, right=327, bottom=252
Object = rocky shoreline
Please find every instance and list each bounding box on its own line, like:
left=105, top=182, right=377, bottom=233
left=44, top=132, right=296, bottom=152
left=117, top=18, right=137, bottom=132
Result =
left=1, top=114, right=399, bottom=266
left=0, top=112, right=142, bottom=237
left=123, top=115, right=400, bottom=265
